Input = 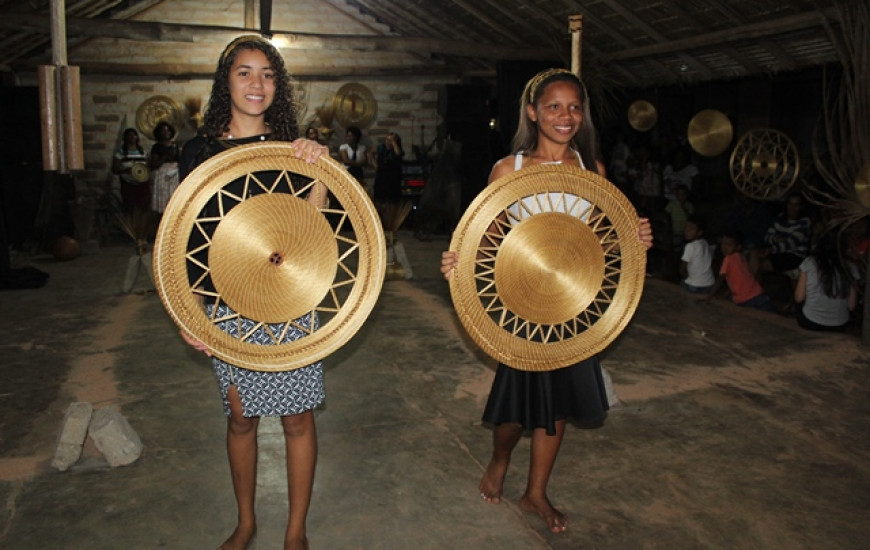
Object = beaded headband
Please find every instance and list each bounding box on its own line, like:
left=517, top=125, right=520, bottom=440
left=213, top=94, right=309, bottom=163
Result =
left=527, top=68, right=580, bottom=104
left=220, top=34, right=273, bottom=65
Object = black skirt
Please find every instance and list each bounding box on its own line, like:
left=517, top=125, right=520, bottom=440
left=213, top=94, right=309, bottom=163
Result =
left=482, top=356, right=609, bottom=435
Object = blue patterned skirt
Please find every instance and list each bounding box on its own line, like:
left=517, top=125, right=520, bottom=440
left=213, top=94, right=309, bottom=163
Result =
left=209, top=304, right=325, bottom=417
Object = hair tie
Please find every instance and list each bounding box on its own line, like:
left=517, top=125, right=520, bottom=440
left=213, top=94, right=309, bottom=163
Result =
left=527, top=68, right=578, bottom=103
left=220, top=34, right=272, bottom=65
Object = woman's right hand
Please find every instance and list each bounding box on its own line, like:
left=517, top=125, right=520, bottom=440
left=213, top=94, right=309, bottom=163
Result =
left=180, top=330, right=212, bottom=357
left=440, top=251, right=458, bottom=280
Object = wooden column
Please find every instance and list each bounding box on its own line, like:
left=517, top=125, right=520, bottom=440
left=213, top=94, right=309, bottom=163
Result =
left=570, top=14, right=583, bottom=78
left=40, top=0, right=83, bottom=173
left=245, top=0, right=256, bottom=29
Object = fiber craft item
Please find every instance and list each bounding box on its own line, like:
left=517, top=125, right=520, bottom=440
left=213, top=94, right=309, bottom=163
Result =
left=448, top=164, right=646, bottom=371
left=130, top=161, right=150, bottom=183
left=153, top=142, right=386, bottom=371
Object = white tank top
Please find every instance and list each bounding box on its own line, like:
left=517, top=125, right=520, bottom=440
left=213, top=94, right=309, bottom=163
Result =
left=513, top=150, right=586, bottom=170
left=507, top=151, right=592, bottom=225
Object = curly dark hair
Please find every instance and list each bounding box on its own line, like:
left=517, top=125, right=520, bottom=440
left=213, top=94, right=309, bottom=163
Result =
left=201, top=36, right=299, bottom=141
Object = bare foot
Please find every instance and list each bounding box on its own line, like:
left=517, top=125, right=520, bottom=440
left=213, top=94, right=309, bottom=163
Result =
left=479, top=459, right=509, bottom=504
left=520, top=494, right=567, bottom=533
left=218, top=524, right=257, bottom=550
left=284, top=536, right=309, bottom=550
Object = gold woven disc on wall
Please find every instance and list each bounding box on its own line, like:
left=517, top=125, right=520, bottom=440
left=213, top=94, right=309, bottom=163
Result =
left=729, top=128, right=800, bottom=200
left=153, top=142, right=386, bottom=372
left=627, top=100, right=657, bottom=132
left=333, top=83, right=378, bottom=129
left=688, top=109, right=733, bottom=157
left=448, top=165, right=647, bottom=372
left=136, top=95, right=185, bottom=140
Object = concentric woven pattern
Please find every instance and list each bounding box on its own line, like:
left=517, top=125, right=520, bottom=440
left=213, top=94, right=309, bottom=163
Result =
left=448, top=164, right=646, bottom=372
left=153, top=142, right=386, bottom=372
left=729, top=128, right=800, bottom=200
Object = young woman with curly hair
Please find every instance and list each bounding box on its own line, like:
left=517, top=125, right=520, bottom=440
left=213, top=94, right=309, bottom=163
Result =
left=178, top=35, right=328, bottom=550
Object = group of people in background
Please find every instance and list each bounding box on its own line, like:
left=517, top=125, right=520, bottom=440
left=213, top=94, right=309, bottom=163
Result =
left=335, top=125, right=407, bottom=205
left=111, top=122, right=181, bottom=216
left=605, top=132, right=866, bottom=333
left=112, top=116, right=406, bottom=231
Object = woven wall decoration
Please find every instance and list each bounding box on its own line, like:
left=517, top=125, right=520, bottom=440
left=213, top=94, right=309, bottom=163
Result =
left=729, top=128, right=800, bottom=200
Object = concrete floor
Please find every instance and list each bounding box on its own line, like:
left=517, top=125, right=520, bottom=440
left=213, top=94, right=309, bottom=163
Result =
left=1, top=230, right=869, bottom=550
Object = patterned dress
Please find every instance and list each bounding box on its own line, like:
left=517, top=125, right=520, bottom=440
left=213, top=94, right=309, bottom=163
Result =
left=179, top=134, right=326, bottom=417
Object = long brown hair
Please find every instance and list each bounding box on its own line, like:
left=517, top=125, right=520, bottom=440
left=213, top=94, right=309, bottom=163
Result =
left=511, top=68, right=602, bottom=173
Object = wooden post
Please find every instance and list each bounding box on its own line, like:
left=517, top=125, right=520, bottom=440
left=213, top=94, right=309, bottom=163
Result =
left=245, top=0, right=256, bottom=29
left=260, top=0, right=272, bottom=36
left=62, top=66, right=84, bottom=171
left=41, top=0, right=83, bottom=173
left=50, top=0, right=67, bottom=66
left=570, top=14, right=583, bottom=78
left=38, top=65, right=59, bottom=171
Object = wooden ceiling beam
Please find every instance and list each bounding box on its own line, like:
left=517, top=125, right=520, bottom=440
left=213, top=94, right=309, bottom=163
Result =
left=450, top=0, right=529, bottom=47
left=555, top=1, right=680, bottom=84
left=0, top=12, right=547, bottom=60
left=602, top=9, right=834, bottom=63
left=705, top=0, right=795, bottom=73
left=598, top=0, right=713, bottom=79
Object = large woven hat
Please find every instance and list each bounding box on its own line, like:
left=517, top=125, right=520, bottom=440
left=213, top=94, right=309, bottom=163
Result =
left=153, top=142, right=386, bottom=371
left=448, top=164, right=646, bottom=371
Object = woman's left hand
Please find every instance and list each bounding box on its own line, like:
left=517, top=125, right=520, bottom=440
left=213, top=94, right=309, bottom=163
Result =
left=637, top=217, right=653, bottom=249
left=291, top=138, right=329, bottom=164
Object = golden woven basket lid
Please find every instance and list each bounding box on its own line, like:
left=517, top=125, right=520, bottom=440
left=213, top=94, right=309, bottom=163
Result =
left=136, top=95, right=185, bottom=140
left=688, top=109, right=733, bottom=157
left=153, top=142, right=386, bottom=371
left=627, top=100, right=657, bottom=132
left=130, top=161, right=150, bottom=183
left=448, top=164, right=646, bottom=371
left=729, top=128, right=800, bottom=200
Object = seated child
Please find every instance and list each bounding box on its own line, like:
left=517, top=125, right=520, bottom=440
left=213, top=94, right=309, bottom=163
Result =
left=680, top=216, right=714, bottom=294
left=707, top=230, right=773, bottom=311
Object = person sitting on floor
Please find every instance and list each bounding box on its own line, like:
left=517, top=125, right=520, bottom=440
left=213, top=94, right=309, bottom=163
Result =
left=707, top=230, right=772, bottom=311
left=794, top=231, right=858, bottom=332
left=680, top=216, right=714, bottom=296
left=749, top=192, right=812, bottom=279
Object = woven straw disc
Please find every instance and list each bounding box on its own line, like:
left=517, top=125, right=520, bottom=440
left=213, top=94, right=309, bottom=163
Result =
left=208, top=193, right=337, bottom=323
left=688, top=109, right=733, bottom=157
left=131, top=162, right=150, bottom=183
left=449, top=164, right=646, bottom=372
left=729, top=128, right=800, bottom=200
left=153, top=142, right=386, bottom=372
left=627, top=100, right=657, bottom=132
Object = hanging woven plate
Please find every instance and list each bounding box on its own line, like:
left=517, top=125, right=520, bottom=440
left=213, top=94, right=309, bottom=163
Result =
left=729, top=128, right=800, bottom=200
left=153, top=142, right=386, bottom=371
left=448, top=164, right=646, bottom=372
